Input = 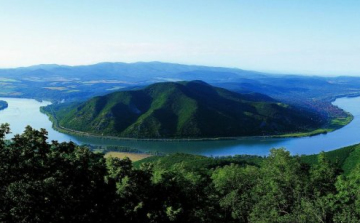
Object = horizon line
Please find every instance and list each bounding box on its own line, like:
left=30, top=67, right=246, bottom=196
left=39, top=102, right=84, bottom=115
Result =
left=0, top=61, right=359, bottom=77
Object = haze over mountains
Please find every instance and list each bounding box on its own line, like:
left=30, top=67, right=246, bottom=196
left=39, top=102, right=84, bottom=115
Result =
left=0, top=62, right=265, bottom=82
left=0, top=61, right=358, bottom=129
left=1, top=61, right=360, bottom=106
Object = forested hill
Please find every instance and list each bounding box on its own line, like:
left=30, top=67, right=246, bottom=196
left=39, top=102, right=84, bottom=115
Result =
left=45, top=80, right=325, bottom=138
left=2, top=125, right=360, bottom=222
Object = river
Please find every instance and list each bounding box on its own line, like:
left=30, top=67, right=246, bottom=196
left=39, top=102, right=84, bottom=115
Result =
left=0, top=96, right=359, bottom=156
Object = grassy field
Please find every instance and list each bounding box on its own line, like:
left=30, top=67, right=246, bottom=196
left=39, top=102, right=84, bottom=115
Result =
left=134, top=153, right=264, bottom=170
left=278, top=114, right=353, bottom=138
left=104, top=152, right=152, bottom=161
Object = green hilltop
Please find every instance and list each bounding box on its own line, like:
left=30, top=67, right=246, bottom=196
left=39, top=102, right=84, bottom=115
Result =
left=46, top=80, right=325, bottom=138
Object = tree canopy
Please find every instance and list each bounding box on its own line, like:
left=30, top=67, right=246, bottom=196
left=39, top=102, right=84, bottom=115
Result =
left=1, top=124, right=360, bottom=222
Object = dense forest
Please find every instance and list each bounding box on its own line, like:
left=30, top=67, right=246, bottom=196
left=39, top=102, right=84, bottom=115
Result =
left=1, top=125, right=360, bottom=222
left=44, top=81, right=327, bottom=138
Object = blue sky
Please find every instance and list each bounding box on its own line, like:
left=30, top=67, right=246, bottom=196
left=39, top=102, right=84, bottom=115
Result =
left=0, top=0, right=360, bottom=75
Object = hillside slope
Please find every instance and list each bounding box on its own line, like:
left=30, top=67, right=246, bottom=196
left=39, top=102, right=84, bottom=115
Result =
left=47, top=81, right=325, bottom=138
left=301, top=144, right=360, bottom=175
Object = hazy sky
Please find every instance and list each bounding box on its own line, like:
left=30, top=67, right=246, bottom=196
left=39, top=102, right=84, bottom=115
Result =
left=0, top=0, right=360, bottom=75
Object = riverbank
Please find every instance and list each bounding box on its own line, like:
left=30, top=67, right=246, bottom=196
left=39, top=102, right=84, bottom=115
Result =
left=275, top=113, right=353, bottom=138
left=41, top=104, right=354, bottom=142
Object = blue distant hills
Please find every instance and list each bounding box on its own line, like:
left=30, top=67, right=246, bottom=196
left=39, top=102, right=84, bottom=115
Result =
left=0, top=61, right=359, bottom=125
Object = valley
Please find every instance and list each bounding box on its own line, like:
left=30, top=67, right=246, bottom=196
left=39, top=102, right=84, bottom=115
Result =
left=0, top=63, right=358, bottom=138
left=1, top=62, right=360, bottom=156
left=3, top=1, right=360, bottom=221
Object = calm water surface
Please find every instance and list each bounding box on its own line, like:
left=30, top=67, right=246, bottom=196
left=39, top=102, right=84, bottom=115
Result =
left=0, top=97, right=359, bottom=156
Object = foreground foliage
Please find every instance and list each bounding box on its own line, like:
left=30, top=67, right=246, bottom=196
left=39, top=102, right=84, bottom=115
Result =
left=1, top=125, right=360, bottom=222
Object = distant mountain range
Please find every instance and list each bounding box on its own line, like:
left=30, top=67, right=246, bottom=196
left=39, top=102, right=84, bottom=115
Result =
left=46, top=81, right=325, bottom=138
left=1, top=61, right=359, bottom=123
left=0, top=62, right=266, bottom=82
